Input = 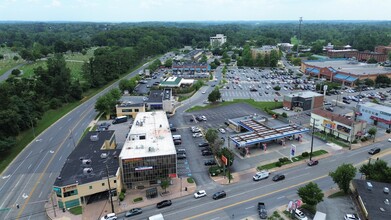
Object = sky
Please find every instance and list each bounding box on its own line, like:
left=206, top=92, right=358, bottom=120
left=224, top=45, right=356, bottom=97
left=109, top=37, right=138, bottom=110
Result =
left=0, top=0, right=390, bottom=22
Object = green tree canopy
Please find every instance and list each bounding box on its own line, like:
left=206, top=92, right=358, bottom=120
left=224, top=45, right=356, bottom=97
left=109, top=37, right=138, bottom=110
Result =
left=375, top=75, right=391, bottom=86
left=208, top=88, right=221, bottom=103
left=205, top=128, right=219, bottom=146
left=359, top=159, right=391, bottom=183
left=297, top=182, right=324, bottom=207
left=160, top=178, right=170, bottom=193
left=219, top=147, right=234, bottom=167
left=368, top=127, right=377, bottom=142
left=200, top=55, right=208, bottom=63
left=94, top=88, right=121, bottom=118
left=329, top=163, right=357, bottom=194
left=164, top=58, right=173, bottom=67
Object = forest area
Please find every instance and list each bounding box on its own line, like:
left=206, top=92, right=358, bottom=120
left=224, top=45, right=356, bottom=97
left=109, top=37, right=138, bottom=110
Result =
left=0, top=21, right=391, bottom=159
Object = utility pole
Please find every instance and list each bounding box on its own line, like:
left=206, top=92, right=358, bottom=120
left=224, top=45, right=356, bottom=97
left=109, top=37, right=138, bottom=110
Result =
left=51, top=192, right=57, bottom=218
left=297, top=17, right=303, bottom=55
left=106, top=164, right=115, bottom=213
left=309, top=117, right=317, bottom=161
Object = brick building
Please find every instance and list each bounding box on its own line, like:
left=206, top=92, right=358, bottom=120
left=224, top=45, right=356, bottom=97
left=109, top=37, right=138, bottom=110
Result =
left=283, top=91, right=324, bottom=111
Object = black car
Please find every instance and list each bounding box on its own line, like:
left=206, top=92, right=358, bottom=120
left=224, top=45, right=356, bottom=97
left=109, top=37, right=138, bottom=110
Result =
left=177, top=153, right=186, bottom=159
left=202, top=150, right=213, bottom=156
left=170, top=127, right=177, bottom=132
left=212, top=191, right=226, bottom=200
left=343, top=100, right=351, bottom=104
left=198, top=142, right=209, bottom=147
left=326, top=107, right=334, bottom=112
left=125, top=208, right=142, bottom=217
left=204, top=160, right=217, bottom=166
left=156, top=200, right=172, bottom=209
left=307, top=160, right=319, bottom=166
left=368, top=147, right=381, bottom=155
left=272, top=174, right=285, bottom=182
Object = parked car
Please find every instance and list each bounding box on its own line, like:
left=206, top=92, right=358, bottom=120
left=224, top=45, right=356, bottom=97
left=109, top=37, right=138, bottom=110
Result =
left=272, top=174, right=285, bottom=182
left=344, top=213, right=360, bottom=220
left=198, top=142, right=209, bottom=147
left=125, top=208, right=142, bottom=217
left=177, top=153, right=187, bottom=159
left=156, top=200, right=172, bottom=209
left=212, top=191, right=226, bottom=200
left=204, top=160, right=217, bottom=166
left=307, top=160, right=319, bottom=166
left=343, top=100, right=351, bottom=104
left=194, top=190, right=207, bottom=199
left=193, top=132, right=203, bottom=138
left=219, top=128, right=226, bottom=134
left=294, top=209, right=308, bottom=220
left=368, top=147, right=381, bottom=155
left=325, top=106, right=334, bottom=112
left=202, top=150, right=213, bottom=156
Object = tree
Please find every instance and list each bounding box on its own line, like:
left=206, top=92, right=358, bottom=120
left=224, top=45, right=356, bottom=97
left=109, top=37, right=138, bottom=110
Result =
left=205, top=129, right=219, bottom=146
left=297, top=182, right=324, bottom=207
left=213, top=58, right=221, bottom=66
left=311, top=41, right=324, bottom=54
left=0, top=136, right=16, bottom=153
left=375, top=75, right=391, bottom=86
left=388, top=52, right=391, bottom=61
left=359, top=159, right=391, bottom=183
left=367, top=127, right=377, bottom=142
left=367, top=57, right=378, bottom=64
left=270, top=50, right=279, bottom=67
left=160, top=178, right=170, bottom=193
left=329, top=163, right=357, bottom=194
left=200, top=55, right=208, bottom=63
left=164, top=58, right=173, bottom=68
left=208, top=88, right=221, bottom=103
left=364, top=78, right=375, bottom=87
left=11, top=69, right=21, bottom=76
left=94, top=88, right=121, bottom=119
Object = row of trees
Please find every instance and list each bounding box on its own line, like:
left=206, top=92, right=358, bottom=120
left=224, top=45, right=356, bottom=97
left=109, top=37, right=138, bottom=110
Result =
left=0, top=54, right=83, bottom=153
left=238, top=44, right=281, bottom=67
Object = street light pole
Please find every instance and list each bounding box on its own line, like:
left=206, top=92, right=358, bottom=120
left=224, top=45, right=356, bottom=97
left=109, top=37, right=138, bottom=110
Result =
left=309, top=117, right=317, bottom=161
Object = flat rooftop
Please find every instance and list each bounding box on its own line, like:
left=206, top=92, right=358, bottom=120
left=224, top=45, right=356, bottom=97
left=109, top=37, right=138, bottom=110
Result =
left=358, top=102, right=391, bottom=113
left=304, top=59, right=391, bottom=76
left=230, top=118, right=309, bottom=147
left=285, top=91, right=323, bottom=98
left=54, top=130, right=119, bottom=187
left=120, top=111, right=176, bottom=159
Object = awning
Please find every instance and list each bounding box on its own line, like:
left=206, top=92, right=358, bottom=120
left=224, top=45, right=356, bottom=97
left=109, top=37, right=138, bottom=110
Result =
left=305, top=68, right=319, bottom=75
left=370, top=115, right=391, bottom=124
left=334, top=74, right=349, bottom=80
left=345, top=76, right=358, bottom=82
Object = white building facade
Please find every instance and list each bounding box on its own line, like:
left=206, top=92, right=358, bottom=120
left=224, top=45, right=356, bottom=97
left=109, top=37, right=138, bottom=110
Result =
left=210, top=34, right=227, bottom=47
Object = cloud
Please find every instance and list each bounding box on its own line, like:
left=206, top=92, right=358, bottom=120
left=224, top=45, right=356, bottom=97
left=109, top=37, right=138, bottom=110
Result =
left=46, top=0, right=61, bottom=8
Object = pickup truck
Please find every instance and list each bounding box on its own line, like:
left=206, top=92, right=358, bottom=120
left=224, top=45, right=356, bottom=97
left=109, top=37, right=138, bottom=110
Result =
left=258, top=202, right=267, bottom=219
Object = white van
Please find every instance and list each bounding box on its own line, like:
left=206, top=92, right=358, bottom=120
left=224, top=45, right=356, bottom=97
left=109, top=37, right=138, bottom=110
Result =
left=172, top=135, right=182, bottom=141
left=101, top=213, right=117, bottom=220
left=253, top=171, right=270, bottom=181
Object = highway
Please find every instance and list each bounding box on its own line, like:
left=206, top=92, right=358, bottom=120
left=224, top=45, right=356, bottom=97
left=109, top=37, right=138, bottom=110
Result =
left=114, top=139, right=391, bottom=220
left=0, top=60, right=152, bottom=220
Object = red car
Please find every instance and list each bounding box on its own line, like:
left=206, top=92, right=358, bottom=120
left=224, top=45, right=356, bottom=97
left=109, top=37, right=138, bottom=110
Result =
left=307, top=160, right=319, bottom=166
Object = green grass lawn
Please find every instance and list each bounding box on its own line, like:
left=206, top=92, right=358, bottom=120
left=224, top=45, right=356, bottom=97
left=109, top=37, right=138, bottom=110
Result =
left=186, top=99, right=282, bottom=112
left=68, top=206, right=82, bottom=215
left=63, top=47, right=97, bottom=61
left=19, top=61, right=47, bottom=77
left=0, top=47, right=23, bottom=76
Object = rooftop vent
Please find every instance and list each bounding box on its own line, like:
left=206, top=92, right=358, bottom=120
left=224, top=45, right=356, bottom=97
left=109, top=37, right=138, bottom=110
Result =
left=148, top=147, right=155, bottom=152
left=82, top=159, right=91, bottom=165
left=366, top=182, right=373, bottom=191
left=90, top=134, right=99, bottom=141
left=100, top=153, right=108, bottom=159
left=83, top=168, right=93, bottom=175
left=385, top=199, right=389, bottom=205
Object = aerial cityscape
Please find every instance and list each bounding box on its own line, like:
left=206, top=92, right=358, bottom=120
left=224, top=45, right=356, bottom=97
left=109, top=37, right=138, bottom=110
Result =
left=0, top=1, right=391, bottom=220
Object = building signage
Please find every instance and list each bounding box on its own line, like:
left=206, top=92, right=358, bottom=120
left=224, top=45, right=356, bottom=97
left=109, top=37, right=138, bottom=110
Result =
left=63, top=184, right=77, bottom=193
left=135, top=166, right=153, bottom=171
left=322, top=120, right=336, bottom=129
left=221, top=155, right=228, bottom=166
left=123, top=158, right=142, bottom=163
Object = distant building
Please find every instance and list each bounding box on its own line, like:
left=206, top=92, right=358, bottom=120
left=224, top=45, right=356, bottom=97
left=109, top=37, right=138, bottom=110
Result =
left=277, top=43, right=294, bottom=52
left=301, top=59, right=391, bottom=87
left=185, top=50, right=203, bottom=61
left=375, top=44, right=391, bottom=56
left=283, top=91, right=324, bottom=111
left=119, top=111, right=177, bottom=189
left=327, top=45, right=388, bottom=62
left=351, top=179, right=391, bottom=220
left=116, top=96, right=146, bottom=118
left=323, top=42, right=334, bottom=51
left=357, top=102, right=391, bottom=129
left=146, top=89, right=176, bottom=113
left=53, top=131, right=119, bottom=209
left=251, top=45, right=279, bottom=59
left=311, top=109, right=366, bottom=142
left=210, top=34, right=227, bottom=47
left=172, top=61, right=210, bottom=78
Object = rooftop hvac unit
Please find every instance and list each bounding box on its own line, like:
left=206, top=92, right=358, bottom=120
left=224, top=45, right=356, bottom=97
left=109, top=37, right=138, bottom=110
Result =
left=82, top=159, right=91, bottom=165
left=100, top=153, right=108, bottom=159
left=83, top=168, right=93, bottom=175
left=90, top=134, right=99, bottom=141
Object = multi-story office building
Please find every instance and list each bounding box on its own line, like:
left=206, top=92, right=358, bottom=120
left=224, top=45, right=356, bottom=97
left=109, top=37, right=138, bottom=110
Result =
left=210, top=34, right=227, bottom=47
left=119, top=111, right=177, bottom=189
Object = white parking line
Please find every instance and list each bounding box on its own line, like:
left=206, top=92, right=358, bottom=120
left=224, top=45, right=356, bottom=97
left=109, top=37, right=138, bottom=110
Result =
left=245, top=206, right=254, bottom=209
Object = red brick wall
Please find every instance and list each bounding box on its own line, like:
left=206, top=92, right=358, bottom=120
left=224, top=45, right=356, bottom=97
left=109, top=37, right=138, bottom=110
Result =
left=312, top=96, right=324, bottom=109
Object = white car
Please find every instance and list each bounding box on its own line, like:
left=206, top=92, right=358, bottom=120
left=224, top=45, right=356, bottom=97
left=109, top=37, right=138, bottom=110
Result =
left=101, top=213, right=117, bottom=220
left=344, top=214, right=360, bottom=220
left=219, top=128, right=226, bottom=134
left=194, top=190, right=207, bottom=198
left=388, top=138, right=391, bottom=142
left=202, top=91, right=206, bottom=94
left=193, top=132, right=203, bottom=138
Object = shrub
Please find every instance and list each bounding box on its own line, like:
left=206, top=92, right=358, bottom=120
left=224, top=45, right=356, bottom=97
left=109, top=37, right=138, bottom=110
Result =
left=49, top=98, right=62, bottom=109
left=278, top=158, right=285, bottom=163
left=301, top=152, right=309, bottom=157
left=386, top=129, right=391, bottom=134
left=361, top=137, right=368, bottom=142
left=119, top=192, right=125, bottom=201
left=281, top=112, right=288, bottom=118
left=275, top=162, right=282, bottom=167
left=121, top=188, right=126, bottom=193
left=133, top=197, right=143, bottom=203
left=301, top=203, right=316, bottom=215
left=187, top=177, right=195, bottom=184
left=209, top=166, right=222, bottom=175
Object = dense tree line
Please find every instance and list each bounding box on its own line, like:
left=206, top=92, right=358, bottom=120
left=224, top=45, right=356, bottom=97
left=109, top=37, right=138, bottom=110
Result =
left=0, top=54, right=81, bottom=153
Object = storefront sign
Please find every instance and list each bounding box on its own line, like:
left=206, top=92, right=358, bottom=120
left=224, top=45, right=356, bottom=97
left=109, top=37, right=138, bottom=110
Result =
left=135, top=166, right=153, bottom=171
left=63, top=184, right=77, bottom=193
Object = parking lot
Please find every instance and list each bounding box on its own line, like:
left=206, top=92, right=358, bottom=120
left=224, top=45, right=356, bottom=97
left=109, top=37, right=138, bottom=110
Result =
left=220, top=66, right=316, bottom=102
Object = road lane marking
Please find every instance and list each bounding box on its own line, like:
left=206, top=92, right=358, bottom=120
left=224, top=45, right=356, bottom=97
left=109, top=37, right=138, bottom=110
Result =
left=28, top=164, right=32, bottom=170
left=59, top=155, right=63, bottom=161
left=245, top=206, right=254, bottom=209
left=277, top=196, right=285, bottom=200
left=17, top=103, right=94, bottom=218
left=38, top=191, right=42, bottom=198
